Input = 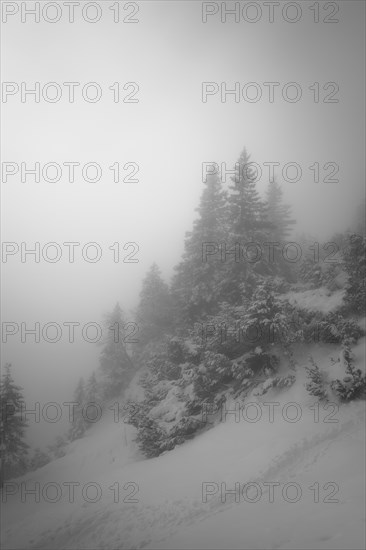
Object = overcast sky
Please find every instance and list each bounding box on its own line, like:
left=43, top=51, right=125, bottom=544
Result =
left=1, top=0, right=365, bottom=447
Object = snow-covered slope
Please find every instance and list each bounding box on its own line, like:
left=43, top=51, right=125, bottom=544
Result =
left=2, top=342, right=365, bottom=550
left=282, top=287, right=345, bottom=314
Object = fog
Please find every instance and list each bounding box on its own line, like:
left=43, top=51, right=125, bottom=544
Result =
left=1, top=0, right=365, bottom=449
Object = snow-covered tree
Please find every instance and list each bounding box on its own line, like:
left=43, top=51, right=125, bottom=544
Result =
left=228, top=148, right=265, bottom=241
left=293, top=233, right=324, bottom=288
left=265, top=179, right=296, bottom=243
left=220, top=148, right=268, bottom=304
left=0, top=364, right=29, bottom=484
left=84, top=372, right=102, bottom=424
left=135, top=264, right=173, bottom=349
left=263, top=179, right=296, bottom=279
left=99, top=303, right=135, bottom=398
left=68, top=377, right=87, bottom=441
left=171, top=172, right=227, bottom=324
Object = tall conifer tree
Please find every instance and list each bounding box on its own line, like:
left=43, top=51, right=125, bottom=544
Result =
left=0, top=364, right=29, bottom=483
left=135, top=263, right=173, bottom=349
left=171, top=172, right=227, bottom=324
left=99, top=303, right=135, bottom=398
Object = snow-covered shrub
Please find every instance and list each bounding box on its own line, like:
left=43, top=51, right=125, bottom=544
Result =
left=132, top=412, right=166, bottom=458
left=295, top=308, right=363, bottom=345
left=255, top=373, right=296, bottom=396
left=231, top=350, right=279, bottom=382
left=185, top=397, right=202, bottom=416
left=231, top=357, right=255, bottom=383
left=331, top=343, right=366, bottom=402
left=242, top=280, right=302, bottom=349
left=146, top=353, right=181, bottom=382
left=305, top=357, right=328, bottom=401
left=167, top=416, right=203, bottom=441
left=195, top=301, right=247, bottom=359
left=194, top=279, right=299, bottom=358
left=318, top=313, right=363, bottom=344
left=192, top=351, right=232, bottom=400
left=127, top=355, right=208, bottom=457
left=127, top=384, right=206, bottom=458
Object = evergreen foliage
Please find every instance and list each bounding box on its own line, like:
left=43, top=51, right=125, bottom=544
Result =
left=68, top=377, right=87, bottom=442
left=135, top=263, right=173, bottom=352
left=305, top=357, right=328, bottom=401
left=171, top=172, right=227, bottom=324
left=0, top=364, right=29, bottom=484
left=99, top=303, right=135, bottom=398
left=84, top=372, right=103, bottom=424
left=30, top=448, right=51, bottom=471
left=47, top=435, right=68, bottom=459
left=331, top=342, right=366, bottom=401
left=5, top=146, right=365, bottom=462
left=221, top=149, right=268, bottom=303
left=342, top=233, right=366, bottom=315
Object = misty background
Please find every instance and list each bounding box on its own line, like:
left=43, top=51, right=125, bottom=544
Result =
left=1, top=0, right=365, bottom=448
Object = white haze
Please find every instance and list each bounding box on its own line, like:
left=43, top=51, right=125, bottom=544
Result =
left=1, top=0, right=365, bottom=448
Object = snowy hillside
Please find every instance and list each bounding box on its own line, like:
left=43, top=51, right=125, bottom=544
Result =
left=2, top=1, right=365, bottom=548
left=282, top=287, right=345, bottom=314
left=2, top=339, right=365, bottom=550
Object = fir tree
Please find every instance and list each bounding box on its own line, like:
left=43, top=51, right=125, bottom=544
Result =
left=264, top=179, right=296, bottom=278
left=265, top=179, right=296, bottom=243
left=135, top=264, right=173, bottom=349
left=0, top=364, right=29, bottom=484
left=221, top=148, right=268, bottom=303
left=229, top=148, right=265, bottom=241
left=196, top=171, right=228, bottom=238
left=68, top=377, right=87, bottom=441
left=293, top=233, right=324, bottom=288
left=99, top=303, right=135, bottom=399
left=171, top=172, right=227, bottom=324
left=84, top=372, right=102, bottom=424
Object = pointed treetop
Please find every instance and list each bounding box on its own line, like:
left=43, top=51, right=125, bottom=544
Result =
left=113, top=302, right=122, bottom=314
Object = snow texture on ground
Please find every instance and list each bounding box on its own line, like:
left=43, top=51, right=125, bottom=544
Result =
left=1, top=341, right=365, bottom=550
left=283, top=288, right=345, bottom=314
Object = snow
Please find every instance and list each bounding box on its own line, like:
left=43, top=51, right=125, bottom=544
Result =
left=1, top=342, right=365, bottom=550
left=283, top=288, right=345, bottom=314
left=149, top=385, right=186, bottom=423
